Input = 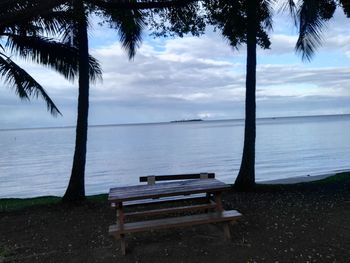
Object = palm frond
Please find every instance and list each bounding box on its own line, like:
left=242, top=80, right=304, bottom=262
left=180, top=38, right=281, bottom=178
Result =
left=103, top=8, right=145, bottom=60
left=0, top=0, right=67, bottom=28
left=118, top=9, right=145, bottom=59
left=0, top=53, right=61, bottom=116
left=261, top=0, right=275, bottom=31
left=30, top=10, right=72, bottom=37
left=2, top=5, right=72, bottom=39
left=4, top=33, right=102, bottom=82
left=280, top=0, right=299, bottom=26
left=295, top=0, right=336, bottom=61
left=296, top=1, right=324, bottom=61
left=88, top=55, right=102, bottom=83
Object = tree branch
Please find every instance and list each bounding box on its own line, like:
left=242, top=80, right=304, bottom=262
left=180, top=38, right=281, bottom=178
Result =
left=0, top=0, right=200, bottom=27
left=89, top=0, right=198, bottom=10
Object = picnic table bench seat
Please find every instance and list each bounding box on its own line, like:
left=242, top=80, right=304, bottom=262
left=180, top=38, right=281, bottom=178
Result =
left=120, top=193, right=208, bottom=206
left=109, top=210, right=242, bottom=235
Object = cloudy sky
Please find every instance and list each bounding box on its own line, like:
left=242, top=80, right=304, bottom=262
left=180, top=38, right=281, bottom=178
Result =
left=1, top=6, right=350, bottom=129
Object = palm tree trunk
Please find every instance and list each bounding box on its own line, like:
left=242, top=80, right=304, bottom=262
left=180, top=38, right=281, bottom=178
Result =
left=63, top=0, right=89, bottom=203
left=235, top=1, right=257, bottom=190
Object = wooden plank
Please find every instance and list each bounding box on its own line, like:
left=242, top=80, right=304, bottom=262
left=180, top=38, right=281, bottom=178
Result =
left=140, top=173, right=215, bottom=182
left=123, top=193, right=207, bottom=206
left=108, top=179, right=231, bottom=202
left=109, top=182, right=219, bottom=200
left=110, top=184, right=229, bottom=201
left=110, top=179, right=222, bottom=195
left=124, top=203, right=217, bottom=218
left=109, top=210, right=242, bottom=235
left=110, top=178, right=224, bottom=197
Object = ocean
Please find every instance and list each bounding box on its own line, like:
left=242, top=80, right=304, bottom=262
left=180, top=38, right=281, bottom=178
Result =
left=1, top=114, right=349, bottom=198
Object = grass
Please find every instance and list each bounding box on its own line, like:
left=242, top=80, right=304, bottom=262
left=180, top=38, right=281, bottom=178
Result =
left=248, top=172, right=350, bottom=192
left=0, top=194, right=108, bottom=212
left=1, top=173, right=349, bottom=212
left=309, top=171, right=350, bottom=185
left=0, top=196, right=60, bottom=212
left=87, top=194, right=108, bottom=202
left=0, top=246, right=11, bottom=258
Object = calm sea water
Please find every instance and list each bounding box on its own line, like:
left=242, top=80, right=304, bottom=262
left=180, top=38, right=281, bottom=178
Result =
left=1, top=115, right=349, bottom=198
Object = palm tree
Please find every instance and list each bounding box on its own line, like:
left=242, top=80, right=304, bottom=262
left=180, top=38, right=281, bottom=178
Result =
left=62, top=0, right=92, bottom=203
left=233, top=0, right=342, bottom=189
left=62, top=0, right=144, bottom=202
left=235, top=0, right=276, bottom=190
left=62, top=0, right=206, bottom=203
left=205, top=0, right=273, bottom=190
left=235, top=1, right=258, bottom=190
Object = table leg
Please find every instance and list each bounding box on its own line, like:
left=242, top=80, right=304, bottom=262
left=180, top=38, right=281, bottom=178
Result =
left=204, top=193, right=211, bottom=213
left=117, top=202, right=126, bottom=255
left=214, top=192, right=223, bottom=211
left=214, top=192, right=231, bottom=240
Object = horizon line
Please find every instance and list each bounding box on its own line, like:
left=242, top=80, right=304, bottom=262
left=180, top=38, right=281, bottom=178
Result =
left=1, top=113, right=350, bottom=132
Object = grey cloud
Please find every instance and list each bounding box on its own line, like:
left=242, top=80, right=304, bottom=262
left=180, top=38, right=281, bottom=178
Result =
left=257, top=65, right=350, bottom=94
left=1, top=12, right=350, bottom=129
left=90, top=41, right=245, bottom=105
left=257, top=8, right=350, bottom=56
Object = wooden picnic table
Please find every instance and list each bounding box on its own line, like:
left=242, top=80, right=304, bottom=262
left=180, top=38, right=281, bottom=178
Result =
left=108, top=178, right=241, bottom=255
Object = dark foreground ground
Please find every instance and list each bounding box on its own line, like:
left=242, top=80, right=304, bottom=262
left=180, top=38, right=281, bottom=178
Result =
left=0, top=173, right=349, bottom=263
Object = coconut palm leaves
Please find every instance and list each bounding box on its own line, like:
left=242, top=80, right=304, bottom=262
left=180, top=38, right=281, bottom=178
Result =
left=0, top=52, right=61, bottom=115
left=96, top=2, right=146, bottom=59
left=4, top=34, right=100, bottom=81
left=105, top=8, right=145, bottom=59
left=0, top=0, right=67, bottom=27
left=289, top=0, right=336, bottom=61
left=284, top=0, right=344, bottom=61
left=0, top=32, right=101, bottom=115
left=0, top=1, right=101, bottom=116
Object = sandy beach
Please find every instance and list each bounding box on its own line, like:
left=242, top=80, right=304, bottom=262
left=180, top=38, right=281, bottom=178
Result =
left=259, top=173, right=336, bottom=184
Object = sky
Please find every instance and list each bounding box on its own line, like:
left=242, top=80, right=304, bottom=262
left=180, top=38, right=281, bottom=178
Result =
left=1, top=6, right=350, bottom=129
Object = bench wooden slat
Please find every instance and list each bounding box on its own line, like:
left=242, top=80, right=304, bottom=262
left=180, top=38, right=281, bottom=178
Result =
left=109, top=210, right=242, bottom=235
left=110, top=179, right=220, bottom=195
left=122, top=193, right=208, bottom=206
left=124, top=203, right=217, bottom=217
left=140, top=173, right=215, bottom=182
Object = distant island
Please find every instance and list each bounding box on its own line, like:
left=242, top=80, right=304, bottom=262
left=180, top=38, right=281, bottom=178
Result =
left=170, top=119, right=203, bottom=123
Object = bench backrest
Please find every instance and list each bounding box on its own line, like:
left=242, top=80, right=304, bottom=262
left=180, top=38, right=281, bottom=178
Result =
left=140, top=173, right=215, bottom=185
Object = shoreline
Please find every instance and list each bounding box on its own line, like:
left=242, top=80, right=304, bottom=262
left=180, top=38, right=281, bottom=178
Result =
left=0, top=172, right=348, bottom=200
left=259, top=173, right=336, bottom=184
